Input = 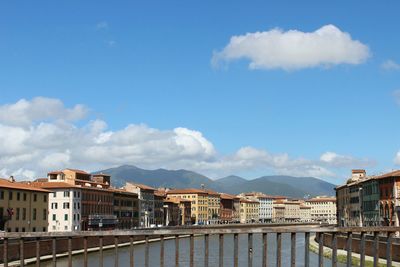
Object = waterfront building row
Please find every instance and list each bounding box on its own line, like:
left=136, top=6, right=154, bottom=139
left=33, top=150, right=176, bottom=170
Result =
left=336, top=169, right=400, bottom=227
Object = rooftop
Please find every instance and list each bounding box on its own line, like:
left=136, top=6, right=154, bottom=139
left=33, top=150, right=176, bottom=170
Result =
left=0, top=178, right=50, bottom=193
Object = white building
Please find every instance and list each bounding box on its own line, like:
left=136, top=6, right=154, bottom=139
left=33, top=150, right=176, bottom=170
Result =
left=34, top=182, right=82, bottom=231
left=305, top=196, right=337, bottom=224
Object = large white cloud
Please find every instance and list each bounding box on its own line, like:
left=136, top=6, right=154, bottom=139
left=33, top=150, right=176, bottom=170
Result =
left=212, top=24, right=370, bottom=71
left=0, top=97, right=374, bottom=180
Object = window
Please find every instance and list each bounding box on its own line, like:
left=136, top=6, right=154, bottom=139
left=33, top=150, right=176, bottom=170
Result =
left=16, top=208, right=20, bottom=220
left=64, top=191, right=70, bottom=197
left=53, top=192, right=56, bottom=197
left=0, top=190, right=3, bottom=199
left=22, top=228, right=25, bottom=232
left=51, top=203, right=58, bottom=209
left=42, top=227, right=46, bottom=232
left=23, top=193, right=26, bottom=201
left=22, top=208, right=26, bottom=220
left=33, top=208, right=37, bottom=220
left=9, top=191, right=13, bottom=200
left=33, top=194, right=37, bottom=202
left=43, top=209, right=47, bottom=220
left=63, top=202, right=70, bottom=209
left=44, top=195, right=47, bottom=202
left=52, top=214, right=56, bottom=221
left=15, top=227, right=19, bottom=232
left=32, top=227, right=36, bottom=232
left=17, top=192, right=20, bottom=201
left=64, top=214, right=68, bottom=221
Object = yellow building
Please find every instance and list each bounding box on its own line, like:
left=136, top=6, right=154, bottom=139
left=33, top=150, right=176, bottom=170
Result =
left=0, top=178, right=50, bottom=232
left=239, top=198, right=259, bottom=224
left=205, top=189, right=220, bottom=224
left=167, top=189, right=208, bottom=225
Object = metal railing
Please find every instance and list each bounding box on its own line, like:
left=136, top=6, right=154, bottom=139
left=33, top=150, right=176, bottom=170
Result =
left=0, top=224, right=399, bottom=267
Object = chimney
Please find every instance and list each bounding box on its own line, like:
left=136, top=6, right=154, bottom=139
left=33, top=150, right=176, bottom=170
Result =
left=9, top=176, right=15, bottom=183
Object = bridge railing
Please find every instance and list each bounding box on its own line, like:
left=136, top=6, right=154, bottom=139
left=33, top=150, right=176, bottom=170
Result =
left=0, top=224, right=399, bottom=267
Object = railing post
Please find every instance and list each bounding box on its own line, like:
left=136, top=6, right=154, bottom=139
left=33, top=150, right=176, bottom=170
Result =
left=3, top=237, right=8, bottom=267
left=387, top=232, right=393, bottom=267
left=145, top=235, right=149, bottom=267
left=204, top=234, right=209, bottom=267
left=248, top=233, right=253, bottom=267
left=130, top=236, right=134, bottom=267
left=84, top=236, right=88, bottom=267
left=318, top=233, right=324, bottom=267
left=219, top=234, right=224, bottom=267
left=115, top=236, right=119, bottom=267
left=304, top=232, right=310, bottom=267
left=36, top=237, right=40, bottom=267
left=190, top=234, right=194, bottom=267
left=360, top=232, right=365, bottom=267
left=291, top=232, right=296, bottom=267
left=373, top=232, right=379, bottom=267
left=175, top=235, right=179, bottom=267
left=160, top=235, right=165, bottom=267
left=262, top=233, right=268, bottom=267
left=20, top=238, right=25, bottom=267
left=346, top=232, right=352, bottom=267
left=234, top=233, right=239, bottom=267
left=331, top=232, right=337, bottom=267
left=52, top=237, right=57, bottom=267
left=276, top=232, right=281, bottom=267
left=99, top=236, right=103, bottom=267
left=68, top=236, right=72, bottom=267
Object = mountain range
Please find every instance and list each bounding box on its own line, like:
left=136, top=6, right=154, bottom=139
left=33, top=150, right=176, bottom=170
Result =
left=94, top=165, right=336, bottom=198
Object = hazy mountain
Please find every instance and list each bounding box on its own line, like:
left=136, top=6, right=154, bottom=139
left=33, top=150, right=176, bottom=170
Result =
left=94, top=165, right=336, bottom=198
left=94, top=165, right=223, bottom=191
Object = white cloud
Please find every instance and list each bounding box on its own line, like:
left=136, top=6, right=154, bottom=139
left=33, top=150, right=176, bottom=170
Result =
left=0, top=97, right=374, bottom=180
left=212, top=24, right=370, bottom=71
left=320, top=151, right=373, bottom=167
left=381, top=59, right=400, bottom=71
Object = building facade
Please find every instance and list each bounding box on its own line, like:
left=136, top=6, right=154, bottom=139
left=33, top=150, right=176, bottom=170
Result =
left=205, top=189, right=220, bottom=224
left=239, top=199, right=259, bottom=224
left=0, top=178, right=50, bottom=232
left=112, top=189, right=139, bottom=229
left=167, top=189, right=209, bottom=225
left=305, top=197, right=337, bottom=224
left=125, top=183, right=156, bottom=228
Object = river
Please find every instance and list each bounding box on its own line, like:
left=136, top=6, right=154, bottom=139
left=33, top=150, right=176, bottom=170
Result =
left=33, top=233, right=347, bottom=267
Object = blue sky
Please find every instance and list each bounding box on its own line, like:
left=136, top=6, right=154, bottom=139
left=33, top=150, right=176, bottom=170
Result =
left=0, top=1, right=400, bottom=183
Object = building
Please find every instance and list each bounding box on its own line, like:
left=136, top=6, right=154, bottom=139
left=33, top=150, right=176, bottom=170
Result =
left=284, top=200, right=301, bottom=223
left=163, top=197, right=181, bottom=226
left=47, top=169, right=116, bottom=230
left=154, top=191, right=165, bottom=226
left=205, top=189, right=220, bottom=224
left=167, top=189, right=209, bottom=225
left=361, top=177, right=380, bottom=226
left=219, top=193, right=235, bottom=224
left=32, top=181, right=82, bottom=232
left=112, top=189, right=139, bottom=229
left=336, top=184, right=349, bottom=227
left=0, top=177, right=50, bottom=232
left=240, top=193, right=275, bottom=223
left=125, top=183, right=156, bottom=228
left=272, top=202, right=285, bottom=223
left=305, top=197, right=337, bottom=224
left=239, top=198, right=259, bottom=224
left=232, top=196, right=241, bottom=223
left=376, top=171, right=400, bottom=227
left=300, top=204, right=312, bottom=222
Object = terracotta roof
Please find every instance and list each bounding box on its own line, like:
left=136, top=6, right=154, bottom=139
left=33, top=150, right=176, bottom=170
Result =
left=204, top=189, right=220, bottom=196
left=220, top=193, right=236, bottom=200
left=34, top=178, right=48, bottom=183
left=126, top=182, right=156, bottom=191
left=167, top=188, right=208, bottom=195
left=240, top=198, right=259, bottom=204
left=31, top=181, right=79, bottom=189
left=375, top=170, right=400, bottom=180
left=0, top=179, right=51, bottom=193
left=92, top=173, right=111, bottom=177
left=352, top=169, right=366, bottom=173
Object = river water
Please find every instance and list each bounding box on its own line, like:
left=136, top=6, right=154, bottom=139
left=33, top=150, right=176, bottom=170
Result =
left=35, top=233, right=347, bottom=267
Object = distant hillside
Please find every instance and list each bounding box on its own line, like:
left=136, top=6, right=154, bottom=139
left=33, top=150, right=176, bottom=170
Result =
left=94, top=165, right=336, bottom=198
left=93, top=165, right=223, bottom=191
